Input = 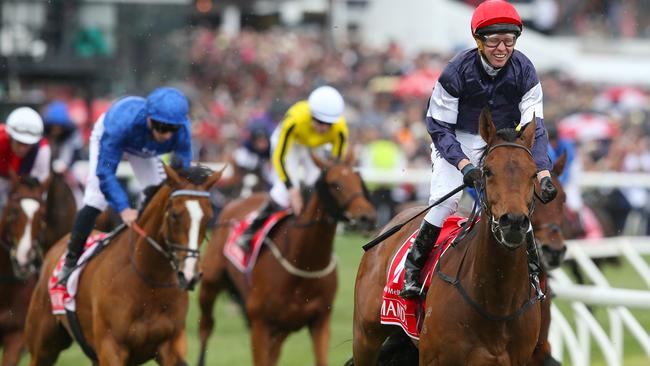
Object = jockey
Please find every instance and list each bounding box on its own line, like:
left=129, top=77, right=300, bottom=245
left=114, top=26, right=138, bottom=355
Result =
left=400, top=0, right=558, bottom=299
left=43, top=101, right=84, bottom=174
left=236, top=85, right=349, bottom=251
left=57, top=87, right=193, bottom=283
left=231, top=121, right=274, bottom=190
left=0, top=107, right=50, bottom=210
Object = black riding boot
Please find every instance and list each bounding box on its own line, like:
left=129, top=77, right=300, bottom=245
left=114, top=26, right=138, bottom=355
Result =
left=400, top=221, right=441, bottom=299
left=57, top=206, right=101, bottom=284
left=237, top=200, right=280, bottom=252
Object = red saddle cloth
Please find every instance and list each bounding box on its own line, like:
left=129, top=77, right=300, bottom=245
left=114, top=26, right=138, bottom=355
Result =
left=380, top=215, right=472, bottom=340
left=224, top=209, right=290, bottom=273
left=49, top=233, right=108, bottom=315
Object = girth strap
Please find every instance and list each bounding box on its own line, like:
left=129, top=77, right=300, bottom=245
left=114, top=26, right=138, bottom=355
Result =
left=65, top=309, right=98, bottom=361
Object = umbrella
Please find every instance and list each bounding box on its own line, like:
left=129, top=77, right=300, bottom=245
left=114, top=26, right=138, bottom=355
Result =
left=593, top=86, right=649, bottom=112
left=557, top=112, right=619, bottom=142
left=394, top=69, right=440, bottom=99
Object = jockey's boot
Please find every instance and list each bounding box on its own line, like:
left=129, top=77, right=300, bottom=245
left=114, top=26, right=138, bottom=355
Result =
left=237, top=200, right=281, bottom=252
left=57, top=205, right=101, bottom=285
left=400, top=221, right=441, bottom=299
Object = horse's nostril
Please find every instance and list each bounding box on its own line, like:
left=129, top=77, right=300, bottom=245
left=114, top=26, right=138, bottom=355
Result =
left=499, top=213, right=529, bottom=230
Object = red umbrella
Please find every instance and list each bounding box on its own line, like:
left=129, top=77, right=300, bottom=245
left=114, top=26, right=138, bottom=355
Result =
left=557, top=112, right=619, bottom=142
left=594, top=86, right=649, bottom=111
left=394, top=69, right=441, bottom=99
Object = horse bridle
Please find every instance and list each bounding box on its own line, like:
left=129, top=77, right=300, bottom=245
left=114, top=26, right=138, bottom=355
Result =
left=313, top=168, right=369, bottom=224
left=476, top=142, right=537, bottom=249
left=128, top=189, right=210, bottom=290
left=434, top=141, right=545, bottom=322
left=0, top=193, right=46, bottom=281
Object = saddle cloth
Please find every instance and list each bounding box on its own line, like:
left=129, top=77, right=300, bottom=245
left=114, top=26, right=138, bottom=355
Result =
left=380, top=215, right=470, bottom=339
left=223, top=210, right=290, bottom=273
left=49, top=233, right=108, bottom=314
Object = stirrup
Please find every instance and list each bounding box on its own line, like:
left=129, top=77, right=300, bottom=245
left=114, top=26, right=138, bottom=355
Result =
left=399, top=283, right=423, bottom=299
left=56, top=265, right=74, bottom=286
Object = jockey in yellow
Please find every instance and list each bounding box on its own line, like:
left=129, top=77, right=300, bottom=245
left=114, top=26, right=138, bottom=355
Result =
left=237, top=86, right=349, bottom=250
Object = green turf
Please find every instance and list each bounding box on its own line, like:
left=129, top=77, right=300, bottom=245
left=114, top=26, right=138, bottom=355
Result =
left=7, top=232, right=650, bottom=365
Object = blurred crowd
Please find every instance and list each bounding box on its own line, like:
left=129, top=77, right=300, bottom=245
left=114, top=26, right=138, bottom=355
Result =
left=184, top=27, right=650, bottom=232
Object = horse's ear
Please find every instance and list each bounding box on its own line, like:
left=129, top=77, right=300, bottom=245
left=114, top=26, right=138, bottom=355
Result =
left=479, top=108, right=496, bottom=144
left=343, top=148, right=356, bottom=165
left=163, top=164, right=182, bottom=187
left=202, top=165, right=226, bottom=190
left=553, top=152, right=567, bottom=177
left=41, top=174, right=53, bottom=194
left=311, top=151, right=330, bottom=170
left=520, top=115, right=537, bottom=150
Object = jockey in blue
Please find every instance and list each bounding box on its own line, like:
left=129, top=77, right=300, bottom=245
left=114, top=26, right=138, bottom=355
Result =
left=57, top=87, right=193, bottom=282
left=400, top=0, right=558, bottom=299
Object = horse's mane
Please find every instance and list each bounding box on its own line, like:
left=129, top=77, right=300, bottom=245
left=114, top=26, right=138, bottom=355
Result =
left=139, top=165, right=214, bottom=212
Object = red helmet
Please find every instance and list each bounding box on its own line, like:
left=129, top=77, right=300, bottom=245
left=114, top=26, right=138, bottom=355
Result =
left=471, top=0, right=523, bottom=36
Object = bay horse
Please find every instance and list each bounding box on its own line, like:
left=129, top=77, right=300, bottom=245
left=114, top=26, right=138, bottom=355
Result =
left=198, top=153, right=376, bottom=366
left=352, top=110, right=541, bottom=365
left=0, top=175, right=49, bottom=366
left=24, top=164, right=222, bottom=365
left=42, top=173, right=77, bottom=251
left=357, top=154, right=570, bottom=366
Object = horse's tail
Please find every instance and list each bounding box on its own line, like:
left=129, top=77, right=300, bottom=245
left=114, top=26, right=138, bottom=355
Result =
left=223, top=271, right=250, bottom=327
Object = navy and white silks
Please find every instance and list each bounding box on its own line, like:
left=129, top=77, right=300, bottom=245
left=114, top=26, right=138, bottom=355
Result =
left=423, top=48, right=551, bottom=227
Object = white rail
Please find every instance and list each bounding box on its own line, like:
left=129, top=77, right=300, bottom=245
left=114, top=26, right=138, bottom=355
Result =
left=549, top=237, right=650, bottom=365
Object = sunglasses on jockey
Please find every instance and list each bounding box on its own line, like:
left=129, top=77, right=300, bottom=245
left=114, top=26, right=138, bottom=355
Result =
left=151, top=119, right=182, bottom=133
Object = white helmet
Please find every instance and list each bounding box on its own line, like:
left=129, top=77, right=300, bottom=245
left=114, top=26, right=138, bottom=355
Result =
left=308, top=86, right=344, bottom=124
left=6, top=107, right=44, bottom=145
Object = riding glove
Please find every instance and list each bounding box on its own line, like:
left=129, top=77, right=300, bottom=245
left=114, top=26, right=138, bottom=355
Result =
left=461, top=163, right=482, bottom=189
left=540, top=176, right=557, bottom=203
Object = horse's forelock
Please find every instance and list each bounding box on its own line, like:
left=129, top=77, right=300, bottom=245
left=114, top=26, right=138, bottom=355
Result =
left=174, top=165, right=215, bottom=185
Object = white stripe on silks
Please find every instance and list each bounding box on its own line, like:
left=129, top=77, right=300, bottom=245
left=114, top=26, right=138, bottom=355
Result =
left=183, top=200, right=203, bottom=279
left=16, top=198, right=39, bottom=266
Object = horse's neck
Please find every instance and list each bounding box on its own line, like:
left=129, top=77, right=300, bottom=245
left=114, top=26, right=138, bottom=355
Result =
left=131, top=190, right=176, bottom=284
left=467, top=215, right=530, bottom=311
left=284, top=193, right=337, bottom=267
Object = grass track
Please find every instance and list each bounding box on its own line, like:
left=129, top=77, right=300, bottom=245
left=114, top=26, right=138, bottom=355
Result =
left=8, top=232, right=650, bottom=365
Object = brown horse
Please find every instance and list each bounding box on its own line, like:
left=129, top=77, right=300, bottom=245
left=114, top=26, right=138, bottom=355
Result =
left=198, top=153, right=376, bottom=366
left=345, top=154, right=570, bottom=366
left=352, top=110, right=542, bottom=365
left=0, top=175, right=50, bottom=366
left=42, top=173, right=77, bottom=251
left=25, top=165, right=222, bottom=365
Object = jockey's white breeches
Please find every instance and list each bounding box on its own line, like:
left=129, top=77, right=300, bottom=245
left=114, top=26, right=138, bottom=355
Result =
left=424, top=132, right=486, bottom=227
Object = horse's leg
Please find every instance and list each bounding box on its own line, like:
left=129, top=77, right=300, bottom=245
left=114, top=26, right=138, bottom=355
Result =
left=351, top=320, right=391, bottom=366
left=96, top=336, right=128, bottom=366
left=157, top=329, right=188, bottom=366
left=266, top=331, right=288, bottom=366
left=2, top=331, right=24, bottom=366
left=25, top=292, right=72, bottom=366
left=309, top=313, right=331, bottom=366
left=197, top=275, right=226, bottom=366
left=250, top=319, right=275, bottom=366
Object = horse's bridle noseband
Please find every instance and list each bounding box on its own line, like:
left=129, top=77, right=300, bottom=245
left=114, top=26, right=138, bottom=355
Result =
left=129, top=189, right=211, bottom=290
left=476, top=142, right=537, bottom=249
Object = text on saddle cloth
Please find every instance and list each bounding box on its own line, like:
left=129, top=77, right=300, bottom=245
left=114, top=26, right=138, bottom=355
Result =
left=224, top=209, right=291, bottom=273
left=380, top=215, right=472, bottom=340
left=48, top=232, right=109, bottom=314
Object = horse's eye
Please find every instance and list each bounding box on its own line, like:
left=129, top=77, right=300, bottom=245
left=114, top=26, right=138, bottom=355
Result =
left=329, top=183, right=341, bottom=191
left=169, top=212, right=181, bottom=222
